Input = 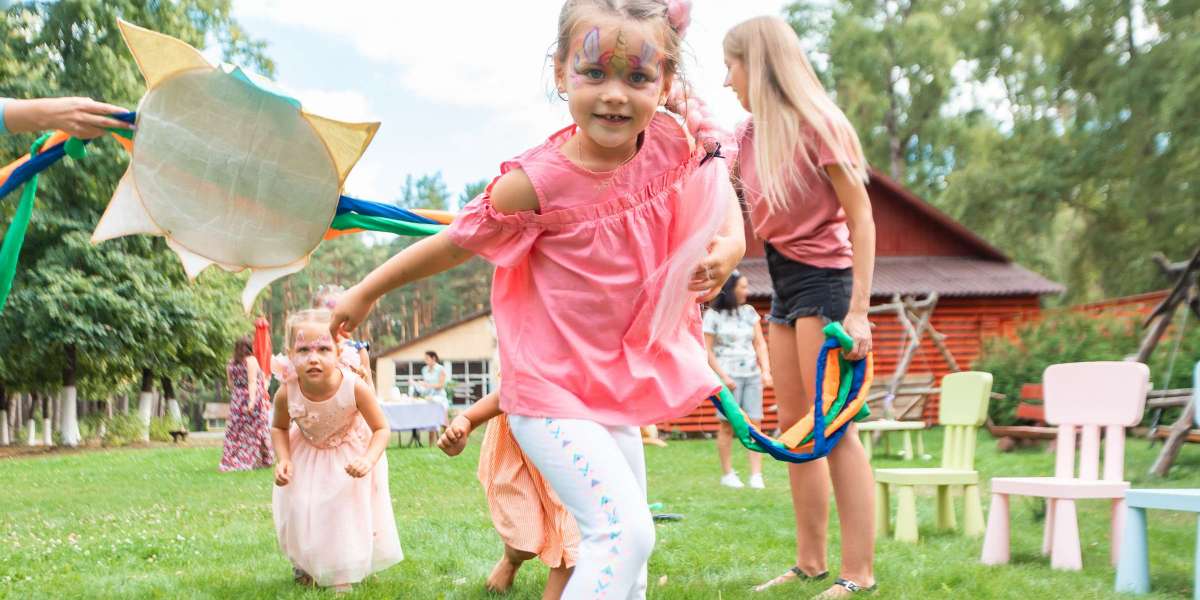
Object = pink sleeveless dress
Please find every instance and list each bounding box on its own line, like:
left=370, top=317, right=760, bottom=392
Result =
left=446, top=113, right=722, bottom=426
left=272, top=368, right=403, bottom=586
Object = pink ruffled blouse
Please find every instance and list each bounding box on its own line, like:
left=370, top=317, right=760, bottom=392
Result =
left=447, top=113, right=721, bottom=426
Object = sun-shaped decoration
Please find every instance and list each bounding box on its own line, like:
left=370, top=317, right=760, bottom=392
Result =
left=92, top=20, right=379, bottom=311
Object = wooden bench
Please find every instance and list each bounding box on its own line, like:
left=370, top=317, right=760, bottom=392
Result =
left=866, top=373, right=936, bottom=421
left=203, top=402, right=229, bottom=432
left=988, top=383, right=1059, bottom=450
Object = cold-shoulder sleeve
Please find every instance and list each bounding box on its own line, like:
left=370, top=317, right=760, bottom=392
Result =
left=446, top=175, right=543, bottom=269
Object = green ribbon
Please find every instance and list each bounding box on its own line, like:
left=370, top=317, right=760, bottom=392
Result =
left=0, top=134, right=56, bottom=313
left=330, top=212, right=445, bottom=237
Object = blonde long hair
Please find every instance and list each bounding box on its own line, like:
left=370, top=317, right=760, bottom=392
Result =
left=724, top=16, right=868, bottom=213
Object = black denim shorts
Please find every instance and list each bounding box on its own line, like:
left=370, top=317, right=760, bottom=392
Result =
left=764, top=242, right=853, bottom=326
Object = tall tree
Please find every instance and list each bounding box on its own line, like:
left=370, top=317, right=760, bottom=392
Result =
left=0, top=1, right=268, bottom=439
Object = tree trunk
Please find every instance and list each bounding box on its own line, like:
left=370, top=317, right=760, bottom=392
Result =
left=0, top=385, right=8, bottom=446
left=41, top=392, right=52, bottom=447
left=11, top=392, right=20, bottom=436
left=60, top=345, right=80, bottom=446
left=26, top=392, right=38, bottom=446
left=137, top=368, right=154, bottom=442
left=162, top=377, right=183, bottom=428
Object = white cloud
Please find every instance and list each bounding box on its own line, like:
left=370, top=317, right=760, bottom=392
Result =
left=235, top=0, right=786, bottom=133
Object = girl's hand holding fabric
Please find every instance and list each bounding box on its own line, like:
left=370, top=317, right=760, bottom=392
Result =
left=842, top=311, right=873, bottom=360
left=344, top=456, right=372, bottom=478
left=690, top=236, right=744, bottom=302
left=761, top=370, right=773, bottom=389
left=274, top=459, right=293, bottom=486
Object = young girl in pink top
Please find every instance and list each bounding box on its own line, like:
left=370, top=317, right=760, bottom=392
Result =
left=724, top=16, right=877, bottom=599
left=333, top=1, right=744, bottom=595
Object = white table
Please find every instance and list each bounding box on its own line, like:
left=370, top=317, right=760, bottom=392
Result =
left=381, top=402, right=447, bottom=447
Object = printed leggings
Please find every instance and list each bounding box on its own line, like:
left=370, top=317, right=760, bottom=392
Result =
left=509, top=415, right=654, bottom=599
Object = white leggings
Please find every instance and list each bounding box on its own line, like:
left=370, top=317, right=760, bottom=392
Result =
left=508, top=415, right=654, bottom=599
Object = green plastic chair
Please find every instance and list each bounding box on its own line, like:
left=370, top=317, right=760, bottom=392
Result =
left=874, top=371, right=993, bottom=543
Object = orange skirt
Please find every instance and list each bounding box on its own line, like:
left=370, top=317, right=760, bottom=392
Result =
left=477, top=414, right=581, bottom=568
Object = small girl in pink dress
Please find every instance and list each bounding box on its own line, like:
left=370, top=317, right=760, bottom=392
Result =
left=270, top=309, right=403, bottom=592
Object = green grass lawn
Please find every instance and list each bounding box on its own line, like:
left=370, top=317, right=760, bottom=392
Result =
left=3, top=431, right=1200, bottom=599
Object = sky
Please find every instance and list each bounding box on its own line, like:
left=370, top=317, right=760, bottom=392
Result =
left=227, top=1, right=789, bottom=208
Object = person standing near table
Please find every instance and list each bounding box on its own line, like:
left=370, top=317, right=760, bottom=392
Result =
left=416, top=351, right=450, bottom=407
left=409, top=351, right=449, bottom=445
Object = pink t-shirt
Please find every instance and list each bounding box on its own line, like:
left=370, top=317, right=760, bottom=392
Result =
left=734, top=119, right=853, bottom=269
left=447, top=113, right=721, bottom=426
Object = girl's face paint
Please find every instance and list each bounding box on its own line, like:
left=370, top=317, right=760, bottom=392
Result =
left=289, top=322, right=339, bottom=384
left=559, top=18, right=671, bottom=162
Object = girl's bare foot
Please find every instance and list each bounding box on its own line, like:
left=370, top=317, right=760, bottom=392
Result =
left=486, top=545, right=536, bottom=593
left=333, top=583, right=352, bottom=594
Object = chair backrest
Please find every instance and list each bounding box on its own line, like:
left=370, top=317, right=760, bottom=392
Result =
left=1043, top=361, right=1150, bottom=481
left=939, top=371, right=993, bottom=469
left=1193, top=361, right=1200, bottom=429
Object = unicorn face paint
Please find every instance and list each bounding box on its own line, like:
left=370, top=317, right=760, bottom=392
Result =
left=289, top=321, right=340, bottom=384
left=560, top=18, right=671, bottom=160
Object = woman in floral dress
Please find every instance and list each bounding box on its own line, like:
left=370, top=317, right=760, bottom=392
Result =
left=219, top=337, right=274, bottom=471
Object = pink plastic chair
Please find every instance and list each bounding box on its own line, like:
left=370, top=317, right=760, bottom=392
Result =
left=980, top=361, right=1150, bottom=570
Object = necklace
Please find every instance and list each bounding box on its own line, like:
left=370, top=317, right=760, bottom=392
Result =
left=573, top=131, right=641, bottom=193
left=574, top=134, right=638, bottom=172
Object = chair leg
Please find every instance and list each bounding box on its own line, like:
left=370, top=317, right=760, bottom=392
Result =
left=1193, top=516, right=1200, bottom=600
left=1114, top=505, right=1150, bottom=594
left=916, top=430, right=927, bottom=459
left=936, top=485, right=956, bottom=530
left=1043, top=497, right=1057, bottom=556
left=963, top=484, right=985, bottom=537
left=981, top=493, right=1011, bottom=565
left=884, top=431, right=893, bottom=456
left=1112, top=498, right=1126, bottom=567
left=895, top=485, right=919, bottom=543
left=903, top=431, right=914, bottom=460
left=875, top=482, right=890, bottom=540
left=1051, top=499, right=1083, bottom=570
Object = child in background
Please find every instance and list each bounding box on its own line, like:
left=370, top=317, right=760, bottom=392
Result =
left=271, top=309, right=403, bottom=592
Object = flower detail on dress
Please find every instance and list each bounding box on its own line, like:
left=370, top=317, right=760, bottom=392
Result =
left=271, top=353, right=297, bottom=383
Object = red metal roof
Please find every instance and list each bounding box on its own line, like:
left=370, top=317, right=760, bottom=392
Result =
left=738, top=256, right=1065, bottom=299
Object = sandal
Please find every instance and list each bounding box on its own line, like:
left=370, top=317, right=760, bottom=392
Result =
left=753, top=566, right=829, bottom=592
left=812, top=578, right=878, bottom=599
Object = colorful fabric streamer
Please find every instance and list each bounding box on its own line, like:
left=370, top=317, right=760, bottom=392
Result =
left=709, top=322, right=872, bottom=463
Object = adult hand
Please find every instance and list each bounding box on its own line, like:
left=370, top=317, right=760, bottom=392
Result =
left=9, top=97, right=131, bottom=139
left=842, top=310, right=873, bottom=360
